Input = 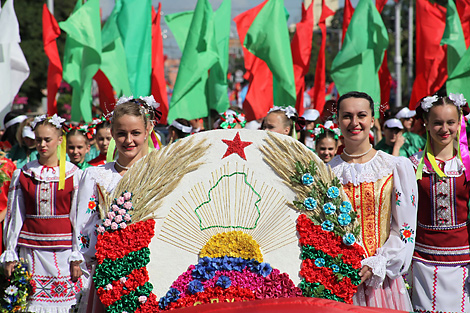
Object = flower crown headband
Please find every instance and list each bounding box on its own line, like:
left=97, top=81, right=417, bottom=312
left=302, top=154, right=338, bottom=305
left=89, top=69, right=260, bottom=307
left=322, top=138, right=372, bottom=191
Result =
left=421, top=93, right=466, bottom=112
left=114, top=95, right=162, bottom=123
left=219, top=110, right=246, bottom=129
left=312, top=121, right=342, bottom=140
left=31, top=114, right=66, bottom=130
left=169, top=120, right=193, bottom=134
left=268, top=106, right=297, bottom=119
left=65, top=123, right=94, bottom=140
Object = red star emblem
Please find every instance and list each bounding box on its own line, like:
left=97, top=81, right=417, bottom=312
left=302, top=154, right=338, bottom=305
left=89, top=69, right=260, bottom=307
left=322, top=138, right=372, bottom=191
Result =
left=221, top=132, right=252, bottom=160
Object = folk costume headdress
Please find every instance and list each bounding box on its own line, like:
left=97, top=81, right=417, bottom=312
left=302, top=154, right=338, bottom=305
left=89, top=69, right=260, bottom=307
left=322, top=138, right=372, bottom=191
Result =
left=416, top=93, right=470, bottom=181
left=31, top=114, right=68, bottom=190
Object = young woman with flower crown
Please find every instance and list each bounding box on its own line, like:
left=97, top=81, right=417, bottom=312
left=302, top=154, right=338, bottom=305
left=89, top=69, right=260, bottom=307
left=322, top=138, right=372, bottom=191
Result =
left=0, top=114, right=85, bottom=313
left=74, top=96, right=160, bottom=312
left=408, top=93, right=470, bottom=312
left=328, top=91, right=418, bottom=310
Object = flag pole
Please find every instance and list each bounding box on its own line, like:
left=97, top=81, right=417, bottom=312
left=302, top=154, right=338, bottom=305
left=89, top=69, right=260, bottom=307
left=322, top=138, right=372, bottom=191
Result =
left=47, top=0, right=54, bottom=15
left=394, top=0, right=402, bottom=108
left=407, top=0, right=413, bottom=97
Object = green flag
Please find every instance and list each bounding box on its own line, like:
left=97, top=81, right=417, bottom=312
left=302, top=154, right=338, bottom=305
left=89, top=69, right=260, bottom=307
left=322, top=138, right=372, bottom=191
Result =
left=207, top=0, right=231, bottom=113
left=164, top=11, right=194, bottom=52
left=441, top=0, right=466, bottom=76
left=117, top=0, right=152, bottom=97
left=60, top=0, right=101, bottom=122
left=167, top=0, right=219, bottom=123
left=244, top=0, right=296, bottom=108
left=100, top=0, right=131, bottom=98
left=331, top=0, right=388, bottom=117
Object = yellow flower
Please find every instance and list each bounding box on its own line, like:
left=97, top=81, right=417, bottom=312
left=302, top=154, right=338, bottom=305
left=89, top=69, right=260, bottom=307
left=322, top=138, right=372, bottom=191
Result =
left=200, top=231, right=263, bottom=262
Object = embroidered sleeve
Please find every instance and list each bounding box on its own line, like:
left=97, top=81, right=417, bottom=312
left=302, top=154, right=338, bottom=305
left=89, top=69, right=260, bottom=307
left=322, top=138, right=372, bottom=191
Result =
left=69, top=168, right=84, bottom=263
left=0, top=169, right=23, bottom=262
left=75, top=168, right=102, bottom=264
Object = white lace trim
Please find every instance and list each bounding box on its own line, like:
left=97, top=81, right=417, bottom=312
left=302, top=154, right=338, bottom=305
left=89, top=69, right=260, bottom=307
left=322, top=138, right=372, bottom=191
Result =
left=409, top=151, right=465, bottom=177
left=26, top=304, right=74, bottom=313
left=69, top=251, right=85, bottom=263
left=21, top=161, right=79, bottom=182
left=0, top=249, right=19, bottom=262
left=361, top=251, right=387, bottom=289
left=83, top=162, right=121, bottom=194
left=328, top=151, right=396, bottom=186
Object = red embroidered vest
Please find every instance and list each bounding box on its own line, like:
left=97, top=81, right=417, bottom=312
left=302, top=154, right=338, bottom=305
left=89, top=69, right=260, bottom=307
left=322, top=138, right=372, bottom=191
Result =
left=413, top=173, right=470, bottom=265
left=18, top=171, right=74, bottom=249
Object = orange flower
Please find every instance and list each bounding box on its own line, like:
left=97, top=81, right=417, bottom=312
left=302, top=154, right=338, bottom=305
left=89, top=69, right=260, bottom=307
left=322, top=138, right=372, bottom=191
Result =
left=88, top=201, right=96, bottom=210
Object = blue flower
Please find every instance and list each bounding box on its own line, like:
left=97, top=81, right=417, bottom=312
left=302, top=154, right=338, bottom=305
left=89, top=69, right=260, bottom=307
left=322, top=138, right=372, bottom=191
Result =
left=165, top=288, right=180, bottom=302
left=343, top=233, right=356, bottom=246
left=321, top=220, right=334, bottom=232
left=191, top=266, right=204, bottom=280
left=301, top=173, right=314, bottom=186
left=331, top=264, right=340, bottom=273
left=222, top=256, right=234, bottom=271
left=340, top=201, right=352, bottom=214
left=323, top=202, right=336, bottom=215
left=314, top=258, right=326, bottom=267
left=304, top=197, right=317, bottom=210
left=212, top=257, right=224, bottom=270
left=199, top=256, right=212, bottom=267
left=216, top=275, right=232, bottom=289
left=188, top=280, right=204, bottom=294
left=247, top=259, right=261, bottom=272
left=201, top=264, right=216, bottom=280
left=258, top=262, right=273, bottom=277
left=327, top=186, right=340, bottom=198
left=233, top=257, right=247, bottom=272
left=159, top=296, right=169, bottom=310
left=19, top=277, right=27, bottom=285
left=337, top=213, right=352, bottom=226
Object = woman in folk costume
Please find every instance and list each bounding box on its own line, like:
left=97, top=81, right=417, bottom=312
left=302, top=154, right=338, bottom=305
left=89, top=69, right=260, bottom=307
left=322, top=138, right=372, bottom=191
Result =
left=1, top=114, right=84, bottom=313
left=409, top=94, right=470, bottom=312
left=328, top=91, right=418, bottom=310
left=74, top=96, right=160, bottom=312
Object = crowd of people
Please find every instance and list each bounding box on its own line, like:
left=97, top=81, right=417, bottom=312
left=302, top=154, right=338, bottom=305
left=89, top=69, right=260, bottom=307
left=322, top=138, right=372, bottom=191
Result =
left=0, top=90, right=469, bottom=312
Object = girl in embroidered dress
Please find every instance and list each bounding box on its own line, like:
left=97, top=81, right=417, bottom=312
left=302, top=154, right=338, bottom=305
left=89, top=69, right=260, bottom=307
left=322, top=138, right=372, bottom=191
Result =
left=409, top=94, right=470, bottom=312
left=1, top=114, right=84, bottom=313
left=328, top=91, right=418, bottom=310
left=66, top=125, right=93, bottom=170
left=74, top=96, right=160, bottom=312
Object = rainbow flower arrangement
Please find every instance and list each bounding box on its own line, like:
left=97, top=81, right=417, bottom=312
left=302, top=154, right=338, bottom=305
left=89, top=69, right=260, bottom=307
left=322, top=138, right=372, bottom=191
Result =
left=93, top=191, right=160, bottom=313
left=0, top=258, right=33, bottom=313
left=291, top=161, right=365, bottom=304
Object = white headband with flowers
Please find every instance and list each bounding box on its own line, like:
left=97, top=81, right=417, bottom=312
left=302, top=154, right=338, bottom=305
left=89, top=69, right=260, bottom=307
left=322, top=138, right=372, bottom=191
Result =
left=31, top=114, right=66, bottom=129
left=421, top=93, right=466, bottom=112
left=268, top=106, right=297, bottom=119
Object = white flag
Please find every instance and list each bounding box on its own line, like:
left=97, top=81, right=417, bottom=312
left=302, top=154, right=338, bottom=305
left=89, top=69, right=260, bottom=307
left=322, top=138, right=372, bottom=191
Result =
left=0, top=0, right=30, bottom=125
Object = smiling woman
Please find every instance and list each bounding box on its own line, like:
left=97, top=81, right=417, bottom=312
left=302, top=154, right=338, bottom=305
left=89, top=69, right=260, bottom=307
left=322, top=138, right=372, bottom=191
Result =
left=328, top=91, right=418, bottom=310
left=74, top=96, right=161, bottom=313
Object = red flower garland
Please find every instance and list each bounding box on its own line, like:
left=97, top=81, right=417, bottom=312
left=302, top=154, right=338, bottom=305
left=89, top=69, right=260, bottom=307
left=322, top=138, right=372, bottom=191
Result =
left=297, top=215, right=364, bottom=268
left=96, top=268, right=149, bottom=306
left=95, top=219, right=155, bottom=264
left=135, top=293, right=160, bottom=313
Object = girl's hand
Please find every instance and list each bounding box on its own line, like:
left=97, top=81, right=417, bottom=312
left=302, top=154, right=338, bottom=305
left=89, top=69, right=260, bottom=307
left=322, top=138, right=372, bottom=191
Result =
left=70, top=261, right=83, bottom=282
left=359, top=265, right=373, bottom=284
left=4, top=261, right=17, bottom=277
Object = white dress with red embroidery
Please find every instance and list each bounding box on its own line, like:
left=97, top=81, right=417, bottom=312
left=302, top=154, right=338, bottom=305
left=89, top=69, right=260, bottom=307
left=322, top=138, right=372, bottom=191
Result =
left=329, top=151, right=418, bottom=310
left=409, top=151, right=470, bottom=312
left=74, top=162, right=123, bottom=313
left=0, top=160, right=84, bottom=313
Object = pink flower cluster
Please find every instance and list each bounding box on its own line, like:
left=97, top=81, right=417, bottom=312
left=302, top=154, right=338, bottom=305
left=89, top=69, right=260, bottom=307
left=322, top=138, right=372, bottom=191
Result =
left=96, top=191, right=133, bottom=234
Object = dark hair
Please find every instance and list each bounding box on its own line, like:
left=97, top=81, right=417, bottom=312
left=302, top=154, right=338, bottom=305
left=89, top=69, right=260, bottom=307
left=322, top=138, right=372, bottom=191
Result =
left=2, top=110, right=25, bottom=146
left=112, top=99, right=157, bottom=128
left=169, top=118, right=191, bottom=139
left=66, top=128, right=90, bottom=144
left=337, top=91, right=374, bottom=116
left=418, top=96, right=462, bottom=121
left=95, top=120, right=111, bottom=133
left=315, top=129, right=339, bottom=147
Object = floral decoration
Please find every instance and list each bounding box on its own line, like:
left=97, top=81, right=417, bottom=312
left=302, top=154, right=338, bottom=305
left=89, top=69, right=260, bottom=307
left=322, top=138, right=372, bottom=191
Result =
left=301, top=173, right=314, bottom=186
left=399, top=223, right=414, bottom=243
left=93, top=190, right=159, bottom=313
left=290, top=160, right=364, bottom=304
left=87, top=195, right=98, bottom=214
left=96, top=191, right=133, bottom=235
left=158, top=256, right=301, bottom=310
left=199, top=231, right=263, bottom=263
left=304, top=197, right=317, bottom=210
left=395, top=189, right=402, bottom=206
left=0, top=258, right=33, bottom=313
